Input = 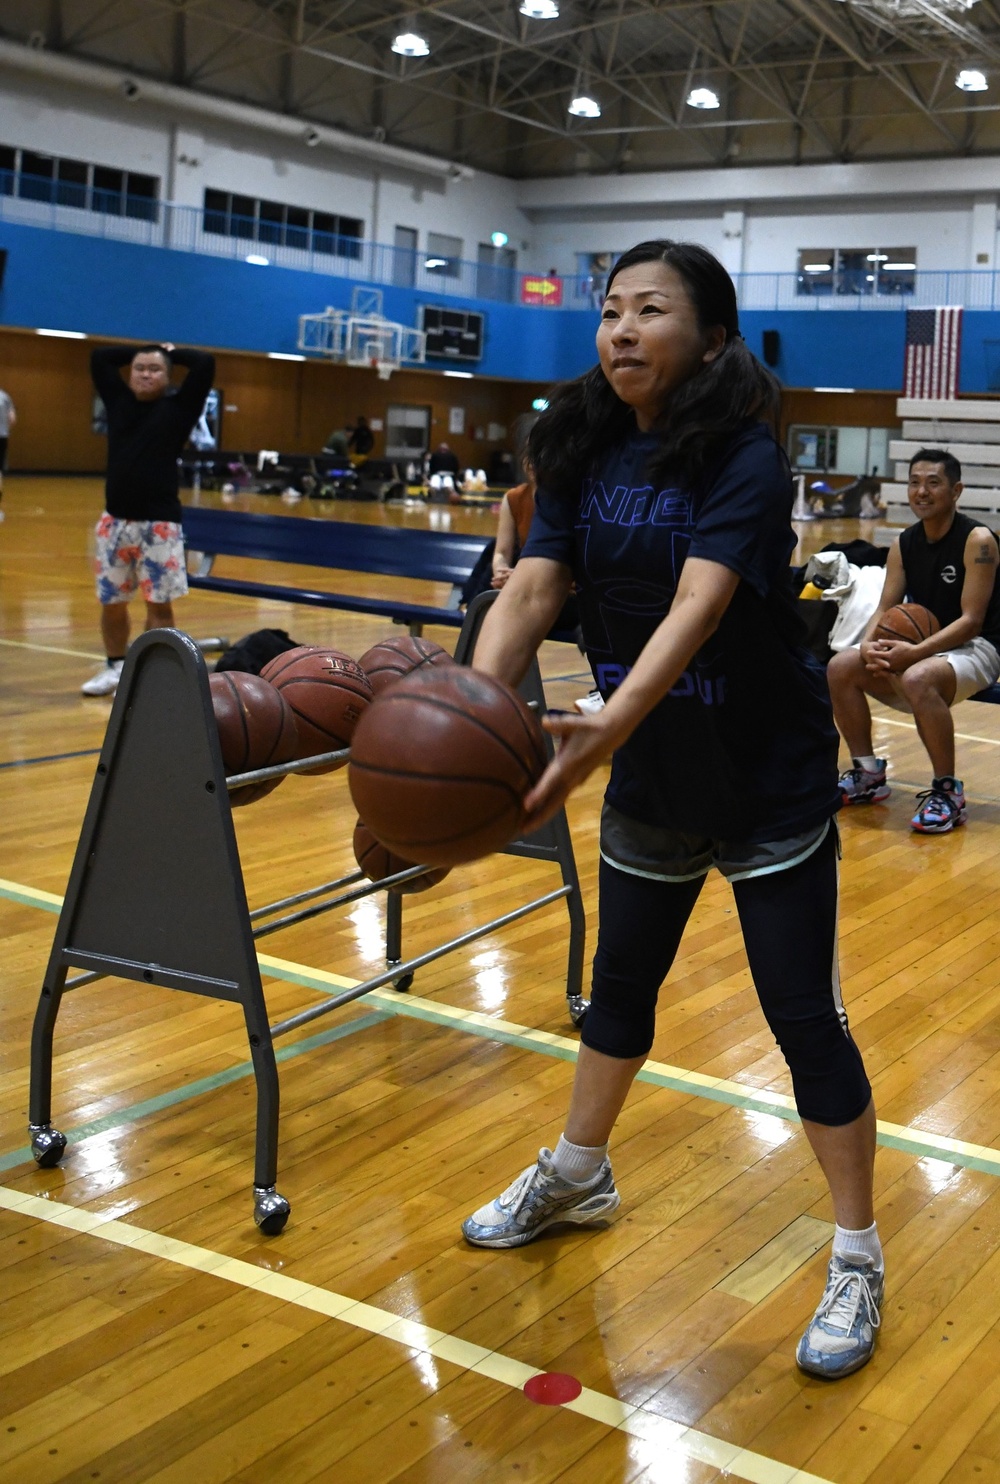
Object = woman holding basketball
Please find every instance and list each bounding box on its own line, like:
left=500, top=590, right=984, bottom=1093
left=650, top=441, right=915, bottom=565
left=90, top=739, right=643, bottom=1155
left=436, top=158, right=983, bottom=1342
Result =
left=464, top=240, right=882, bottom=1380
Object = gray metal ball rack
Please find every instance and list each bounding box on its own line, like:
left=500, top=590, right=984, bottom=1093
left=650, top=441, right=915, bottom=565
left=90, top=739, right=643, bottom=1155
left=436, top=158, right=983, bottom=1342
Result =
left=27, top=596, right=586, bottom=1234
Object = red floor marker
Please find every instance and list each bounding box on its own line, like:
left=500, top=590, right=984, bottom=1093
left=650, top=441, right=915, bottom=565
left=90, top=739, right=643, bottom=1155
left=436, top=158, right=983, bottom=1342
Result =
left=523, top=1372, right=583, bottom=1405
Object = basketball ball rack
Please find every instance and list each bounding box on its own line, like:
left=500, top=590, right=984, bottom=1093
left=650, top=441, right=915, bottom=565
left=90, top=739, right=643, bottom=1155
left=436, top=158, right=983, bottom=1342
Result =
left=27, top=597, right=586, bottom=1235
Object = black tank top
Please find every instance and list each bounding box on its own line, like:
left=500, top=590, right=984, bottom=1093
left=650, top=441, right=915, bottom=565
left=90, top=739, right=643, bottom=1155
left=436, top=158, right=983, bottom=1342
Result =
left=899, top=512, right=1000, bottom=650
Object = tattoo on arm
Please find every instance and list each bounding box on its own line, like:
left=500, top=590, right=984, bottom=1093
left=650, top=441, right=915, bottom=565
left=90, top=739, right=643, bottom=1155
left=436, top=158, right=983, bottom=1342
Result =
left=974, top=542, right=998, bottom=566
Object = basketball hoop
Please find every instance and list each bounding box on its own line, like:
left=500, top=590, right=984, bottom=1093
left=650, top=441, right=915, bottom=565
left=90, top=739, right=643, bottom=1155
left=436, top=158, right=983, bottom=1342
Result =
left=375, top=359, right=395, bottom=381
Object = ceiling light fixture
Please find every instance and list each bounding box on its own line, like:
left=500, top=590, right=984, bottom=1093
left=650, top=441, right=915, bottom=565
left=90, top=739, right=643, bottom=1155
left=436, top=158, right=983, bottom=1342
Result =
left=245, top=254, right=270, bottom=266
left=520, top=0, right=559, bottom=15
left=883, top=261, right=917, bottom=270
left=568, top=94, right=601, bottom=118
left=490, top=231, right=509, bottom=247
left=956, top=68, right=988, bottom=91
left=687, top=86, right=720, bottom=109
left=424, top=256, right=448, bottom=269
left=268, top=352, right=306, bottom=361
left=391, top=32, right=430, bottom=57
left=36, top=327, right=87, bottom=338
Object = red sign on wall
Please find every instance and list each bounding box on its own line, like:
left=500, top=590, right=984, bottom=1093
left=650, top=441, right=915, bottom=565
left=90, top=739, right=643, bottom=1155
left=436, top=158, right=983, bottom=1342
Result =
left=520, top=275, right=563, bottom=307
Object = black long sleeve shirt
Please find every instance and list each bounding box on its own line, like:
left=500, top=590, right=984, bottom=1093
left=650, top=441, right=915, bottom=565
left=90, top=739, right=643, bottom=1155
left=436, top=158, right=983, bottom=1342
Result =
left=91, top=345, right=216, bottom=522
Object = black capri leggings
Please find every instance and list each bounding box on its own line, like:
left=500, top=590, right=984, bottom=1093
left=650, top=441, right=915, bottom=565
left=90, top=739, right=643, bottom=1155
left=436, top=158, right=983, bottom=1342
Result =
left=582, top=823, right=872, bottom=1127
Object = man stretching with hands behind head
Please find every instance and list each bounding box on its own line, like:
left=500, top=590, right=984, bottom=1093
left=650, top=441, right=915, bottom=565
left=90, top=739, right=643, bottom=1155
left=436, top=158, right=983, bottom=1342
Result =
left=828, top=448, right=1000, bottom=833
left=83, top=341, right=215, bottom=696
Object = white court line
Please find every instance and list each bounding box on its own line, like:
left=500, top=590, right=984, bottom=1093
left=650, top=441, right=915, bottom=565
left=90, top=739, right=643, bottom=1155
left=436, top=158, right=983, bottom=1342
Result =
left=0, top=1184, right=834, bottom=1484
left=875, top=715, right=1000, bottom=747
left=0, top=637, right=104, bottom=660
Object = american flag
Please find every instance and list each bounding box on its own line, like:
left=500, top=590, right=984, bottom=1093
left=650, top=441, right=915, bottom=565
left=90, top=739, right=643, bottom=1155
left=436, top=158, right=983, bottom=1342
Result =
left=903, top=306, right=963, bottom=399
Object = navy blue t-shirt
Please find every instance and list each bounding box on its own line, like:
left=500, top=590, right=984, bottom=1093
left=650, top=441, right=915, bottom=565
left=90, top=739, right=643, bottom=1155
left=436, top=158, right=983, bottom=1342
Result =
left=522, top=422, right=840, bottom=841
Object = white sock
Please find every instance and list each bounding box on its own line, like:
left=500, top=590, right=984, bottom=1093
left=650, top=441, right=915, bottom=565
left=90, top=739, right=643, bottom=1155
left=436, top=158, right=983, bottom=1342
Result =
left=853, top=755, right=880, bottom=773
left=551, top=1134, right=607, bottom=1184
left=833, top=1220, right=883, bottom=1273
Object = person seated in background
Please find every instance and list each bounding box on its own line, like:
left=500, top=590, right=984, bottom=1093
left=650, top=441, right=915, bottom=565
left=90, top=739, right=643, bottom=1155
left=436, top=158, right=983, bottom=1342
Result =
left=827, top=448, right=1000, bottom=833
left=491, top=462, right=536, bottom=589
left=347, top=415, right=374, bottom=461
left=428, top=441, right=461, bottom=477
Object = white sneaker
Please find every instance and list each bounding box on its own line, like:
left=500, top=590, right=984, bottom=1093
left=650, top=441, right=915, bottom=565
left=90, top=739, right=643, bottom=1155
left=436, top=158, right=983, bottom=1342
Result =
left=575, top=690, right=605, bottom=716
left=81, top=661, right=124, bottom=697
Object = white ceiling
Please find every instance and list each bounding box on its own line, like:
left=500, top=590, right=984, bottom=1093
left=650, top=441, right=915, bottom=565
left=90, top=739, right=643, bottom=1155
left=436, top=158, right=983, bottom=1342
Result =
left=4, top=0, right=1000, bottom=178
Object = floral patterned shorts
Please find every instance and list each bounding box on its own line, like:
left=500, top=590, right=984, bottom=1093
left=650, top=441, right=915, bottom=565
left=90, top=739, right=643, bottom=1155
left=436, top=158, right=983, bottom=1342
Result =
left=94, top=514, right=188, bottom=605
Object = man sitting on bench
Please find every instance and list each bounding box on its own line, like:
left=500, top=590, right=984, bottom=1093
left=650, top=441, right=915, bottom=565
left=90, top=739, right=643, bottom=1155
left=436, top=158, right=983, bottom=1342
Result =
left=827, top=448, right=1000, bottom=834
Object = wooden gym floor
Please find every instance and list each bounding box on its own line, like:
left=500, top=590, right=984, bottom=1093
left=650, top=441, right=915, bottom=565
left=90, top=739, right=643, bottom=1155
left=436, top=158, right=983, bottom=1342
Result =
left=3, top=477, right=1000, bottom=1484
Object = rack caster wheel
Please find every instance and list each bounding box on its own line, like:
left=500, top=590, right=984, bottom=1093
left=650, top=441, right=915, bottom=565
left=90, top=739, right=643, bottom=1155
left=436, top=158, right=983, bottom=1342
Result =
left=567, top=995, right=589, bottom=1030
left=30, top=1124, right=68, bottom=1168
left=253, top=1185, right=291, bottom=1235
left=393, top=973, right=414, bottom=993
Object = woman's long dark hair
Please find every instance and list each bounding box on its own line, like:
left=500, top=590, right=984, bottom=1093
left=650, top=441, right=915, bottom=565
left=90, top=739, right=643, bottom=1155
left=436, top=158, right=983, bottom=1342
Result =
left=528, top=239, right=780, bottom=495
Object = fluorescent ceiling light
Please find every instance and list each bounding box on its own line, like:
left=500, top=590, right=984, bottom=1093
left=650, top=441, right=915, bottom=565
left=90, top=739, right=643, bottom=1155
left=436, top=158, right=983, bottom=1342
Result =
left=36, top=327, right=86, bottom=338
left=490, top=231, right=509, bottom=248
left=443, top=369, right=473, bottom=378
left=520, top=0, right=559, bottom=16
left=803, top=263, right=832, bottom=272
left=866, top=252, right=888, bottom=261
left=883, top=262, right=916, bottom=270
left=392, top=32, right=430, bottom=57
left=568, top=94, right=601, bottom=118
left=956, top=68, right=988, bottom=92
left=424, top=256, right=448, bottom=269
left=245, top=254, right=269, bottom=266
left=813, top=386, right=855, bottom=393
left=687, top=87, right=720, bottom=109
left=268, top=352, right=306, bottom=361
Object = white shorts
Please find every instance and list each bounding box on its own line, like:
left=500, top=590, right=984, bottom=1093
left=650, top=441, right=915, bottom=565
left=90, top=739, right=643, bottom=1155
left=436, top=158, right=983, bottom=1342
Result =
left=876, top=635, right=1000, bottom=711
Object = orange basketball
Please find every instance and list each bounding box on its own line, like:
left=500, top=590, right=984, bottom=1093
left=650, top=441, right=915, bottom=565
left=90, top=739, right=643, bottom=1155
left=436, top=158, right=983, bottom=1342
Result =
left=208, top=672, right=298, bottom=807
left=352, top=820, right=450, bottom=894
left=358, top=634, right=455, bottom=695
left=260, top=645, right=372, bottom=772
left=873, top=603, right=940, bottom=644
left=348, top=667, right=547, bottom=868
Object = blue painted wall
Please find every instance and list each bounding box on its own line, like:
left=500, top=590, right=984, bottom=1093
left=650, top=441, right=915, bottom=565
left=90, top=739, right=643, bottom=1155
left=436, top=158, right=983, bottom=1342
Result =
left=2, top=218, right=998, bottom=392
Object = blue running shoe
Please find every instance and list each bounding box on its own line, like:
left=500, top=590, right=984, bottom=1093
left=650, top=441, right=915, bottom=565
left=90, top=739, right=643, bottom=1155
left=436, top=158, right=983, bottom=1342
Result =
left=911, top=778, right=966, bottom=833
left=796, top=1254, right=883, bottom=1379
left=462, top=1148, right=619, bottom=1248
left=839, top=759, right=890, bottom=805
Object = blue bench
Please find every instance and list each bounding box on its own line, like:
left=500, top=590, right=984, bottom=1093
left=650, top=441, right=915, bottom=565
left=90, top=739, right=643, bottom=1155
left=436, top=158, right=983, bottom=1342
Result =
left=182, top=505, right=490, bottom=634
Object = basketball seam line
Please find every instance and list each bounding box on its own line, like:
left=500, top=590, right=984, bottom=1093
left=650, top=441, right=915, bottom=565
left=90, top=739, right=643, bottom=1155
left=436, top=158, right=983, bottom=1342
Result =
left=359, top=695, right=541, bottom=783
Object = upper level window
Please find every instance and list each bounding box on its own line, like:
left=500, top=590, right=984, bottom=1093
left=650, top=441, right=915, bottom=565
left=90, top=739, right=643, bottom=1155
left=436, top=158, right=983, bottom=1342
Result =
left=425, top=231, right=462, bottom=277
left=797, top=248, right=916, bottom=297
left=202, top=189, right=362, bottom=259
left=0, top=144, right=158, bottom=220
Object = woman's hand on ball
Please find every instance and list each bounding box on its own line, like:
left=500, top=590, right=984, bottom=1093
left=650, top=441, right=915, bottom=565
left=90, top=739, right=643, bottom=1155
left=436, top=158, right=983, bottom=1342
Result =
left=521, top=711, right=622, bottom=831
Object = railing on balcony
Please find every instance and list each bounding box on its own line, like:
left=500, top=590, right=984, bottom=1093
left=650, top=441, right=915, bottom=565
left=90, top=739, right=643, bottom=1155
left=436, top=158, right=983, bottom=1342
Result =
left=3, top=170, right=1000, bottom=312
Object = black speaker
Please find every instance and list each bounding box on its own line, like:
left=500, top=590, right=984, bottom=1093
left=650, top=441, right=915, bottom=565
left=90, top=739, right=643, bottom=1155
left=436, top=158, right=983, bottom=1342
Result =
left=0, top=249, right=7, bottom=292
left=762, top=329, right=780, bottom=367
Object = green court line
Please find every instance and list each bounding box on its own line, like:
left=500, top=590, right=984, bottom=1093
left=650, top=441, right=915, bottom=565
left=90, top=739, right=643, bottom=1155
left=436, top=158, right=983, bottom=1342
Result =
left=0, top=1010, right=388, bottom=1173
left=5, top=876, right=1000, bottom=1179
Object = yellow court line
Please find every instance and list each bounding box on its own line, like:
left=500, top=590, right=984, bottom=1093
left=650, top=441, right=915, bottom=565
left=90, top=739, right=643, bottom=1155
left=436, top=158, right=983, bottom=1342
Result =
left=0, top=1183, right=833, bottom=1484
left=0, top=637, right=105, bottom=660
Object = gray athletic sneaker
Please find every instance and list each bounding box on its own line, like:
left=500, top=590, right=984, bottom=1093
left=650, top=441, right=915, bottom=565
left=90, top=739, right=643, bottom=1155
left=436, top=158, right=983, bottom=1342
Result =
left=462, top=1147, right=620, bottom=1248
left=796, top=1254, right=883, bottom=1379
